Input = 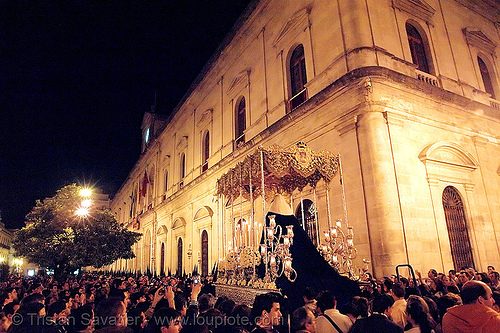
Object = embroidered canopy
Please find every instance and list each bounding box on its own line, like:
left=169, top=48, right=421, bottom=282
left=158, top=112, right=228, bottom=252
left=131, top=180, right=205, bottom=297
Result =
left=216, top=142, right=339, bottom=201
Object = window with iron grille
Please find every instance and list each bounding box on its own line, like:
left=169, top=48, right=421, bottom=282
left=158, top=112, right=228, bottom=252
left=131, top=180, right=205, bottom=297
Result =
left=406, top=23, right=430, bottom=74
left=442, top=186, right=474, bottom=270
left=177, top=238, right=183, bottom=275
left=160, top=243, right=165, bottom=276
left=201, top=230, right=209, bottom=276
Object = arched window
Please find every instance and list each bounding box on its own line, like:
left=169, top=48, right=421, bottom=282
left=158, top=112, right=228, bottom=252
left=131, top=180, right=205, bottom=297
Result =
left=295, top=199, right=318, bottom=246
left=160, top=243, right=165, bottom=276
left=235, top=97, right=246, bottom=147
left=478, top=56, right=496, bottom=99
left=289, top=44, right=308, bottom=110
left=201, top=230, right=209, bottom=276
left=406, top=23, right=430, bottom=74
left=202, top=131, right=210, bottom=172
left=177, top=238, right=183, bottom=275
left=179, top=153, right=185, bottom=188
left=442, top=186, right=474, bottom=270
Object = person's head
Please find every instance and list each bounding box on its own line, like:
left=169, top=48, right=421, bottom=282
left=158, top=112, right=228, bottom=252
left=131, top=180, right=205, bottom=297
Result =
left=448, top=270, right=456, bottom=279
left=458, top=271, right=470, bottom=284
left=68, top=304, right=94, bottom=333
left=489, top=271, right=500, bottom=284
left=94, top=297, right=127, bottom=329
left=391, top=282, right=405, bottom=300
left=147, top=307, right=182, bottom=333
left=2, top=301, right=19, bottom=318
left=174, top=292, right=187, bottom=316
left=488, top=266, right=495, bottom=274
left=17, top=302, right=46, bottom=318
left=48, top=301, right=69, bottom=322
left=436, top=294, right=462, bottom=323
left=303, top=287, right=317, bottom=303
left=406, top=297, right=434, bottom=333
left=251, top=292, right=282, bottom=329
left=461, top=280, right=495, bottom=308
left=291, top=307, right=316, bottom=333
left=198, top=293, right=216, bottom=313
left=19, top=293, right=44, bottom=306
left=316, top=290, right=336, bottom=313
left=371, top=294, right=394, bottom=315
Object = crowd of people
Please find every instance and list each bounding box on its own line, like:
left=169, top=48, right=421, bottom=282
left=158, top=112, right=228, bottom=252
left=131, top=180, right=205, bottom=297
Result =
left=0, top=265, right=499, bottom=333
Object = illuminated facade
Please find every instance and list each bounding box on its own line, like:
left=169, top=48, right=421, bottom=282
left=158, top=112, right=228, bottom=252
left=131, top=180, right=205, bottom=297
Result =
left=110, top=0, right=500, bottom=278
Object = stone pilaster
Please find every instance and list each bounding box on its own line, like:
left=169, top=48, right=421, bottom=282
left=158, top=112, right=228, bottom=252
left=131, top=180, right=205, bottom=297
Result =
left=356, top=110, right=408, bottom=277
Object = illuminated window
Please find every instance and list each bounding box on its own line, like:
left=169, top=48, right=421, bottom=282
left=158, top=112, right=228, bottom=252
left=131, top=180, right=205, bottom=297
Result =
left=235, top=97, right=246, bottom=147
left=289, top=44, right=308, bottom=110
left=406, top=23, right=430, bottom=74
left=478, top=56, right=496, bottom=99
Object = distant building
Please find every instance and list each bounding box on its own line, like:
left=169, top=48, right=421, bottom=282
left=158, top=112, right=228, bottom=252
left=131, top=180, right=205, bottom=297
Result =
left=110, top=0, right=500, bottom=278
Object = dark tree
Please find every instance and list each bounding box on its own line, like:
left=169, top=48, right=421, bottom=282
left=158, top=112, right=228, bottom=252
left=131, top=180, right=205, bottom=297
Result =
left=13, top=184, right=141, bottom=278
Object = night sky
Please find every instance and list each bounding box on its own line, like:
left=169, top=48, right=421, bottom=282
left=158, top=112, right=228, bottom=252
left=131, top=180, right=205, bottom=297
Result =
left=0, top=0, right=252, bottom=229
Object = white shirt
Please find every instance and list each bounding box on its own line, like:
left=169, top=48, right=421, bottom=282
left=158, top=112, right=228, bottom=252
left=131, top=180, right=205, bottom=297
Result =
left=316, top=308, right=353, bottom=333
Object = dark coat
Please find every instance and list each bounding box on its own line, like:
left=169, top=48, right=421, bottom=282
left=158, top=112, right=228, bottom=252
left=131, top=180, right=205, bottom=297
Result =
left=348, top=314, right=404, bottom=333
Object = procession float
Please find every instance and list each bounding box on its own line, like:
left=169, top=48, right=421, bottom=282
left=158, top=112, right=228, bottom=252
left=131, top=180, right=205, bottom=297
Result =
left=214, top=142, right=364, bottom=308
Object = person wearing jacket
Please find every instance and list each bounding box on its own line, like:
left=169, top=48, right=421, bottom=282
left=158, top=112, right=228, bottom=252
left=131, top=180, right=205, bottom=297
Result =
left=442, top=280, right=500, bottom=333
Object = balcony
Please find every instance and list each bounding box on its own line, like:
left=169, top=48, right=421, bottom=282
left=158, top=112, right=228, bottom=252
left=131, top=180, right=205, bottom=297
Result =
left=489, top=98, right=500, bottom=110
left=416, top=70, right=439, bottom=87
left=289, top=88, right=308, bottom=111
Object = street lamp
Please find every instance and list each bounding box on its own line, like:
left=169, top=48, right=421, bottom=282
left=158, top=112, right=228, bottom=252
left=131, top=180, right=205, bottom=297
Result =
left=76, top=188, right=92, bottom=217
left=80, top=188, right=92, bottom=197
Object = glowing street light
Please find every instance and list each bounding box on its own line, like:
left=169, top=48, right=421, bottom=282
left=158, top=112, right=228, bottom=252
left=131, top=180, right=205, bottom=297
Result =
left=81, top=199, right=92, bottom=208
left=80, top=188, right=92, bottom=197
left=76, top=207, right=89, bottom=217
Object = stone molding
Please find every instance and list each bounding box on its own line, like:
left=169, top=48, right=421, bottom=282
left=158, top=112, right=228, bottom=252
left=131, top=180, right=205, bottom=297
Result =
left=197, top=108, right=213, bottom=128
left=419, top=141, right=478, bottom=184
left=272, top=5, right=312, bottom=47
left=463, top=27, right=497, bottom=54
left=392, top=0, right=436, bottom=24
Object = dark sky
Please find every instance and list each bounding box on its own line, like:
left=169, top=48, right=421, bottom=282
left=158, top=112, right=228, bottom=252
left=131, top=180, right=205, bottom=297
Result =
left=0, top=0, right=252, bottom=229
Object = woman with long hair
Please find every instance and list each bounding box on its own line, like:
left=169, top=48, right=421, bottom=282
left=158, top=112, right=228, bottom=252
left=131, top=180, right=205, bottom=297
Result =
left=405, top=296, right=435, bottom=333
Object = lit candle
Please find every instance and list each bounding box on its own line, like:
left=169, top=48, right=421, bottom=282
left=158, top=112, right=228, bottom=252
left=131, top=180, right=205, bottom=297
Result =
left=270, top=255, right=276, bottom=267
left=286, top=225, right=293, bottom=237
left=285, top=259, right=292, bottom=271
left=284, top=237, right=290, bottom=246
left=267, top=227, right=274, bottom=239
left=269, top=215, right=276, bottom=228
left=332, top=254, right=338, bottom=262
left=260, top=244, right=266, bottom=256
left=332, top=228, right=337, bottom=236
left=336, top=219, right=342, bottom=228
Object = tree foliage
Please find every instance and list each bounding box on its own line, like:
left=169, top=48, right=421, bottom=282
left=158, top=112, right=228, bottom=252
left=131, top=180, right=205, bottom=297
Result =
left=13, top=184, right=141, bottom=276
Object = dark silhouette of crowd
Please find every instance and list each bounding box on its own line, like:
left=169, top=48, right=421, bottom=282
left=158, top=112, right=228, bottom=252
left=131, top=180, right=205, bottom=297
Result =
left=0, top=265, right=499, bottom=333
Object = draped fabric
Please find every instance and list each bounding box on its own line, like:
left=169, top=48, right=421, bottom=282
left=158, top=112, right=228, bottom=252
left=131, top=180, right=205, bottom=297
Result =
left=261, top=212, right=360, bottom=310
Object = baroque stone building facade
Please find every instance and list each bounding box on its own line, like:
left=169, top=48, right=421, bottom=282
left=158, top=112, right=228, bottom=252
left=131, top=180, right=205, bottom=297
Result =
left=110, top=0, right=500, bottom=278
